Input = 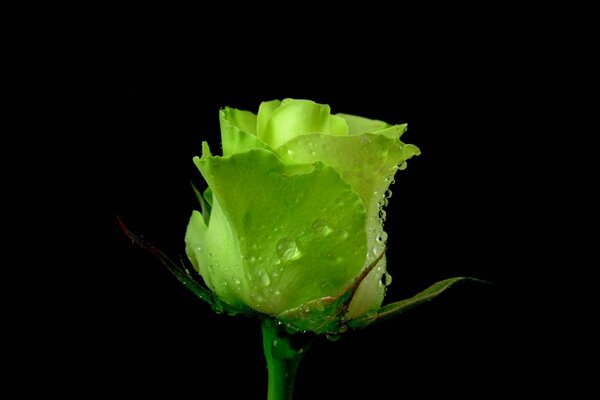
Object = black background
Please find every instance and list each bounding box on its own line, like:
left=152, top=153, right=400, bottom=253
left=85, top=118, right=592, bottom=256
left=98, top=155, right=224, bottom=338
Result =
left=43, top=19, right=550, bottom=398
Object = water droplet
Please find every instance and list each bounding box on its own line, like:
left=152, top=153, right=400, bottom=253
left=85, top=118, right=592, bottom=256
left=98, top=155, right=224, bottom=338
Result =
left=250, top=256, right=257, bottom=263
left=380, top=231, right=388, bottom=242
left=250, top=292, right=264, bottom=305
left=312, top=219, right=333, bottom=236
left=260, top=271, right=271, bottom=287
left=233, top=278, right=241, bottom=286
left=360, top=136, right=372, bottom=144
left=385, top=189, right=393, bottom=198
left=334, top=228, right=349, bottom=239
left=399, top=161, right=407, bottom=170
left=382, top=272, right=393, bottom=286
left=276, top=238, right=302, bottom=261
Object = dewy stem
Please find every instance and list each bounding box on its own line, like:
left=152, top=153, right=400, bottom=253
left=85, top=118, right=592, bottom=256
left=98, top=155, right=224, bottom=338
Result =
left=261, top=318, right=310, bottom=400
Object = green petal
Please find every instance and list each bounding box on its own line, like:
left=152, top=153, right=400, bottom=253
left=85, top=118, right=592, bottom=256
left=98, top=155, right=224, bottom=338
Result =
left=257, top=99, right=349, bottom=148
left=185, top=202, right=251, bottom=311
left=278, top=131, right=419, bottom=314
left=257, top=99, right=282, bottom=141
left=220, top=109, right=271, bottom=156
left=337, top=113, right=390, bottom=135
left=189, top=146, right=367, bottom=315
left=279, top=131, right=419, bottom=248
left=221, top=106, right=257, bottom=135
left=346, top=256, right=387, bottom=319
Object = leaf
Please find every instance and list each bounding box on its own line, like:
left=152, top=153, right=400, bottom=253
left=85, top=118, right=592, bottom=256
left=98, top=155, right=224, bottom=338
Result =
left=117, top=216, right=246, bottom=315
left=348, top=277, right=488, bottom=328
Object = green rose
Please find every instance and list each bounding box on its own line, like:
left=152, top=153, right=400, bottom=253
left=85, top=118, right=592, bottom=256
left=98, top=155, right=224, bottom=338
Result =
left=185, top=99, right=420, bottom=334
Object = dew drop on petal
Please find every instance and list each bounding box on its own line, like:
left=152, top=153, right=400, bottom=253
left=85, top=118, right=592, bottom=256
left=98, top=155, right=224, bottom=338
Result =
left=335, top=228, right=349, bottom=239
left=312, top=219, right=333, bottom=236
left=380, top=231, right=388, bottom=242
left=276, top=238, right=302, bottom=262
left=260, top=271, right=271, bottom=287
left=383, top=272, right=393, bottom=286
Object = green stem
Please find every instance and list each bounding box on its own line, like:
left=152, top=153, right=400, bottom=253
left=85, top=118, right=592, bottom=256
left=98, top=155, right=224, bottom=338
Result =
left=261, top=318, right=310, bottom=400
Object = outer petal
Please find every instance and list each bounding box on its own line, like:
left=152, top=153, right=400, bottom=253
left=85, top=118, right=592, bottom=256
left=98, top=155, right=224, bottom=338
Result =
left=278, top=132, right=420, bottom=315
left=337, top=113, right=390, bottom=135
left=346, top=256, right=387, bottom=318
left=185, top=201, right=251, bottom=311
left=257, top=99, right=348, bottom=148
left=278, top=132, right=419, bottom=251
left=189, top=146, right=367, bottom=315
